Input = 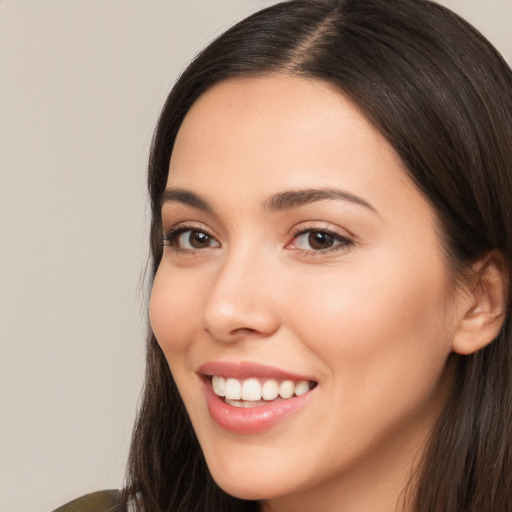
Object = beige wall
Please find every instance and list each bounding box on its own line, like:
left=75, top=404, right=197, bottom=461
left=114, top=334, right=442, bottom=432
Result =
left=1, top=1, right=510, bottom=511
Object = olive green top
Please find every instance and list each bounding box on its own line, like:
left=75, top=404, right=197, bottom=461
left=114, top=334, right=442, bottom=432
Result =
left=52, top=490, right=119, bottom=512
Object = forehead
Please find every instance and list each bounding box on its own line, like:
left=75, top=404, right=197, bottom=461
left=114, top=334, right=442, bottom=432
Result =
left=168, top=75, right=416, bottom=211
left=173, top=75, right=381, bottom=158
left=164, top=74, right=448, bottom=282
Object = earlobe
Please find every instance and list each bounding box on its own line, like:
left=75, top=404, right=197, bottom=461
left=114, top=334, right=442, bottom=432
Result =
left=452, top=251, right=508, bottom=356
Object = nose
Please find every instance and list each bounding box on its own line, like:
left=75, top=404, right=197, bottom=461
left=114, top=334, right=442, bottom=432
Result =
left=201, top=251, right=281, bottom=343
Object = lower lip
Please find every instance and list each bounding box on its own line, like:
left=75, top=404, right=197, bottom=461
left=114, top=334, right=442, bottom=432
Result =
left=203, top=379, right=314, bottom=434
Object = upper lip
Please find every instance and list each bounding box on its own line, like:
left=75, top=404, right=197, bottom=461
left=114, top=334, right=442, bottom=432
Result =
left=198, top=361, right=316, bottom=382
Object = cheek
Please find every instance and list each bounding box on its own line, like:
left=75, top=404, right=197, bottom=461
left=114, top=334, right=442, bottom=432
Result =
left=149, top=265, right=209, bottom=421
left=277, top=257, right=455, bottom=464
left=283, top=250, right=454, bottom=393
left=149, top=264, right=203, bottom=356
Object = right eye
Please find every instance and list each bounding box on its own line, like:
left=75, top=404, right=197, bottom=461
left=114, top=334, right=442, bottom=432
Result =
left=163, top=227, right=221, bottom=251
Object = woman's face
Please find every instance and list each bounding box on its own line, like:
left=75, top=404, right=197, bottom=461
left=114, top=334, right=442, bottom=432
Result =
left=150, top=76, right=467, bottom=510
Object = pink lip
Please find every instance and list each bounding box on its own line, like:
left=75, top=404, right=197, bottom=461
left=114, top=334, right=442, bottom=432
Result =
left=198, top=361, right=315, bottom=381
left=198, top=361, right=317, bottom=434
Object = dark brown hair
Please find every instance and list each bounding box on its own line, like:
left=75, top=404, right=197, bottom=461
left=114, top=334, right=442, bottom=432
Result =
left=121, top=1, right=512, bottom=510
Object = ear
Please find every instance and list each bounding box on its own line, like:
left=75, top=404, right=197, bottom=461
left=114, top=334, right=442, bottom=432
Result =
left=452, top=251, right=508, bottom=356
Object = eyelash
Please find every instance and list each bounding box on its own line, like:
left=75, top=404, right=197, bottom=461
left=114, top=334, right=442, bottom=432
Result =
left=287, top=226, right=354, bottom=256
left=162, top=223, right=354, bottom=256
left=162, top=223, right=218, bottom=252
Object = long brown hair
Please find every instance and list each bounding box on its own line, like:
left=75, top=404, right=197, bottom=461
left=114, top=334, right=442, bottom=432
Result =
left=121, top=1, right=512, bottom=510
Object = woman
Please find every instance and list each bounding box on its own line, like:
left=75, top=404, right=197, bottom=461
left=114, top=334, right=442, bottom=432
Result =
left=55, top=0, right=512, bottom=510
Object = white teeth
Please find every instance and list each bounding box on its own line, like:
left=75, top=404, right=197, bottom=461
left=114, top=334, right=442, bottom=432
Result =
left=294, top=380, right=310, bottom=396
left=211, top=376, right=225, bottom=397
left=261, top=379, right=279, bottom=400
left=224, top=378, right=242, bottom=400
left=225, top=399, right=262, bottom=408
left=241, top=378, right=262, bottom=401
left=279, top=380, right=295, bottom=399
left=212, top=376, right=314, bottom=402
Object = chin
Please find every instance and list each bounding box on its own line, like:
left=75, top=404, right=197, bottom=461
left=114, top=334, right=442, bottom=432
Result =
left=211, top=472, right=285, bottom=502
left=203, top=451, right=295, bottom=501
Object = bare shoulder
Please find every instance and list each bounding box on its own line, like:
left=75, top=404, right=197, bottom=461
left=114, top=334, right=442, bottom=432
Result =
left=52, top=490, right=119, bottom=512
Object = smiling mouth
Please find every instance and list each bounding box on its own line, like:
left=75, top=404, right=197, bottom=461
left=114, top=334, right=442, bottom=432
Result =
left=210, top=376, right=317, bottom=408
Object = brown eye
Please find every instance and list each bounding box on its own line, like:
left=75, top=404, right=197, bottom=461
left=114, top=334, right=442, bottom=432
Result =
left=164, top=228, right=220, bottom=251
left=185, top=231, right=213, bottom=249
left=307, top=231, right=335, bottom=250
left=291, top=229, right=352, bottom=253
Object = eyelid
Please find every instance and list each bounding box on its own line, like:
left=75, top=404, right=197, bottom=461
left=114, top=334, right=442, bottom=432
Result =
left=162, top=221, right=220, bottom=251
left=289, top=222, right=353, bottom=240
left=286, top=223, right=354, bottom=255
left=161, top=219, right=354, bottom=256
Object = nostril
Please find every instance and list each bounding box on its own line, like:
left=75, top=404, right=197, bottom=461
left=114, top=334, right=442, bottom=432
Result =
left=202, top=300, right=280, bottom=342
left=230, top=327, right=259, bottom=335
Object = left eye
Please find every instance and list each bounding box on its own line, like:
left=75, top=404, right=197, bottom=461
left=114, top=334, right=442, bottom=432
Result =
left=291, top=230, right=351, bottom=252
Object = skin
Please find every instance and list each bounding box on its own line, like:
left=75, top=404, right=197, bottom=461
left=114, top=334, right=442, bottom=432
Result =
left=149, top=75, right=475, bottom=512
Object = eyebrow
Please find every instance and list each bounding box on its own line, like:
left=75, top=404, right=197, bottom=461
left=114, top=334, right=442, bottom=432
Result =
left=264, top=188, right=377, bottom=213
left=160, top=187, right=377, bottom=214
left=160, top=188, right=213, bottom=212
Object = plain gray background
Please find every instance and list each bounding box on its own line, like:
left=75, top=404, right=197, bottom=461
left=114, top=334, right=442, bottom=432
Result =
left=1, top=1, right=511, bottom=511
